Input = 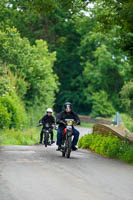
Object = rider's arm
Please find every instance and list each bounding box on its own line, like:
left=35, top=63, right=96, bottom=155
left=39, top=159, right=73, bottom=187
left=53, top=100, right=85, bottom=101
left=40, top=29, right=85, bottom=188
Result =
left=39, top=115, right=46, bottom=125
left=39, top=118, right=43, bottom=124
left=52, top=116, right=56, bottom=124
left=56, top=112, right=65, bottom=125
left=73, top=112, right=80, bottom=125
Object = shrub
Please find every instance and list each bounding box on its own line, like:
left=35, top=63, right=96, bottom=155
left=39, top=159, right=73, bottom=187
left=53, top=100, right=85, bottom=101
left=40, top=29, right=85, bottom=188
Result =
left=78, top=133, right=133, bottom=164
left=120, top=81, right=133, bottom=118
left=121, top=113, right=133, bottom=132
left=91, top=90, right=116, bottom=118
left=0, top=128, right=40, bottom=145
left=0, top=92, right=28, bottom=129
left=0, top=103, right=11, bottom=129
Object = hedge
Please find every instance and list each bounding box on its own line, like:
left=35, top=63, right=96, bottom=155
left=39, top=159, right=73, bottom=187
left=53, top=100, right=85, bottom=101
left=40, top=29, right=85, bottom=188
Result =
left=78, top=133, right=133, bottom=164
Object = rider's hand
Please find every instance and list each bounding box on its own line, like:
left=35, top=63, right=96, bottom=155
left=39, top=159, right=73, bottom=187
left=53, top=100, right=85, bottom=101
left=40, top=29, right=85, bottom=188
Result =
left=74, top=121, right=80, bottom=125
left=76, top=121, right=80, bottom=125
left=59, top=120, right=65, bottom=125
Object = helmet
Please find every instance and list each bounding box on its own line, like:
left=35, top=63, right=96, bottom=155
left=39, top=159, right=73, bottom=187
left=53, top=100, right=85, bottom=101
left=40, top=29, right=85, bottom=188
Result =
left=46, top=108, right=53, bottom=113
left=64, top=102, right=72, bottom=110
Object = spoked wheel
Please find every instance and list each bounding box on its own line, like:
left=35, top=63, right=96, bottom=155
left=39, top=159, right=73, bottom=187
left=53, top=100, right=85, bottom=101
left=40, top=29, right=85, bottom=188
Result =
left=44, top=132, right=49, bottom=147
left=66, top=136, right=72, bottom=158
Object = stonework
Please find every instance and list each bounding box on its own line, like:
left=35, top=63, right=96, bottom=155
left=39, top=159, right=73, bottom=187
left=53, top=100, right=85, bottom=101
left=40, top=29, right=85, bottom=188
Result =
left=93, top=123, right=133, bottom=144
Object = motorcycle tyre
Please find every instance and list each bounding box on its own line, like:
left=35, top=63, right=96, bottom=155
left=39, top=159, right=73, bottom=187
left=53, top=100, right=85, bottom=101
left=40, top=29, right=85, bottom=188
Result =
left=44, top=132, right=49, bottom=148
left=66, top=136, right=72, bottom=158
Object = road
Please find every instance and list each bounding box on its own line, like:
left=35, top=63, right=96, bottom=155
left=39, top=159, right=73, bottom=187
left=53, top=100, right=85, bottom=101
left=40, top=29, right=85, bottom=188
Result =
left=0, top=127, right=133, bottom=200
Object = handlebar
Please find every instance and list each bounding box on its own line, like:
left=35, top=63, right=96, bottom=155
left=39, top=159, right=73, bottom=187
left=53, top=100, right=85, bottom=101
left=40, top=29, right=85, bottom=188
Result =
left=59, top=119, right=78, bottom=126
left=37, top=123, right=57, bottom=129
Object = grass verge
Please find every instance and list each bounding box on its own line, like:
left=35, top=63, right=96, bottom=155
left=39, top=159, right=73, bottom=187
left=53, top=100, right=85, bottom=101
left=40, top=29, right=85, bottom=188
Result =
left=0, top=128, right=57, bottom=145
left=121, top=114, right=133, bottom=132
left=78, top=133, right=133, bottom=164
left=80, top=123, right=94, bottom=128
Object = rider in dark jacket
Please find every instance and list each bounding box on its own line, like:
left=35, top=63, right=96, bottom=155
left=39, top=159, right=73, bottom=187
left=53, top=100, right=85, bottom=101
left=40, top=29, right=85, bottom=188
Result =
left=56, top=102, right=80, bottom=151
left=39, top=108, right=55, bottom=144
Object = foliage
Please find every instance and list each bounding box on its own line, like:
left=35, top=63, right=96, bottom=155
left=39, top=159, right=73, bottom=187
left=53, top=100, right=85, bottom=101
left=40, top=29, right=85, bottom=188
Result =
left=0, top=0, right=133, bottom=121
left=0, top=28, right=58, bottom=109
left=120, top=81, right=133, bottom=118
left=78, top=133, right=133, bottom=164
left=0, top=102, right=11, bottom=129
left=0, top=128, right=40, bottom=145
left=121, top=113, right=133, bottom=132
left=80, top=123, right=94, bottom=128
left=0, top=65, right=28, bottom=129
left=92, top=0, right=133, bottom=58
left=80, top=27, right=131, bottom=110
left=0, top=127, right=57, bottom=145
left=91, top=90, right=116, bottom=117
left=0, top=93, right=28, bottom=129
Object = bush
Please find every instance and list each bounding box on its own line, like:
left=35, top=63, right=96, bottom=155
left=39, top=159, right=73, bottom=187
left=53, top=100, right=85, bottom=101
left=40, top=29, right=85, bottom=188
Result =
left=0, top=92, right=28, bottom=129
left=91, top=90, right=116, bottom=118
left=0, top=127, right=57, bottom=145
left=0, top=103, right=11, bottom=129
left=78, top=133, right=133, bottom=164
left=0, top=128, right=40, bottom=145
left=120, top=81, right=133, bottom=118
left=121, top=113, right=133, bottom=132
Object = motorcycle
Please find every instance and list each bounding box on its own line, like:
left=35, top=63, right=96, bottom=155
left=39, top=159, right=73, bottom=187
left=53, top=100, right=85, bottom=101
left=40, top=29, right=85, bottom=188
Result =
left=61, top=119, right=75, bottom=158
left=38, top=123, right=54, bottom=147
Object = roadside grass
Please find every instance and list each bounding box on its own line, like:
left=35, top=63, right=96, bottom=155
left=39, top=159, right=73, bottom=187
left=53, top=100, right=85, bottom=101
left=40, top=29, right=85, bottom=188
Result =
left=78, top=133, right=133, bottom=165
left=80, top=123, right=94, bottom=128
left=121, top=114, right=133, bottom=132
left=0, top=128, right=57, bottom=145
left=79, top=113, right=133, bottom=132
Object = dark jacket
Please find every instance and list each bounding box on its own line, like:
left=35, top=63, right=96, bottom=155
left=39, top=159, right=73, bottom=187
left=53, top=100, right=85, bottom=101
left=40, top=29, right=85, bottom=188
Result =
left=56, top=111, right=80, bottom=128
left=39, top=114, right=55, bottom=127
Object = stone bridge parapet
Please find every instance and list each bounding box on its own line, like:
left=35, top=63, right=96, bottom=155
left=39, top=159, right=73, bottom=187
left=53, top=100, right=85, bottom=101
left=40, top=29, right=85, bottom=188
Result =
left=93, top=123, right=133, bottom=144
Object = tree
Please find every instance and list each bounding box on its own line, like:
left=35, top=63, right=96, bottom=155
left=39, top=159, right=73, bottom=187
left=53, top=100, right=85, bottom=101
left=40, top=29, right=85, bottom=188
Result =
left=120, top=81, right=133, bottom=118
left=91, top=0, right=133, bottom=62
left=78, top=26, right=131, bottom=112
left=91, top=90, right=116, bottom=117
left=0, top=28, right=58, bottom=109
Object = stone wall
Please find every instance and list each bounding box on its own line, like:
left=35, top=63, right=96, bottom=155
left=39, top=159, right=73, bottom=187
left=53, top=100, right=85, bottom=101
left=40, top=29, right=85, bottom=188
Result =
left=79, top=115, right=112, bottom=125
left=93, top=124, right=133, bottom=144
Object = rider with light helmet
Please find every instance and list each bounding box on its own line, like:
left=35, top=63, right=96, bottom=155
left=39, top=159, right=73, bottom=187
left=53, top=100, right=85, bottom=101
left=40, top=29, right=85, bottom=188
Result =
left=39, top=108, right=55, bottom=145
left=56, top=102, right=80, bottom=151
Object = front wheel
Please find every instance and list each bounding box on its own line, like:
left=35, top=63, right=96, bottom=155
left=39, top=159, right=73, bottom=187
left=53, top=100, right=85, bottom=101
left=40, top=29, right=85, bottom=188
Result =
left=66, top=136, right=72, bottom=158
left=62, top=151, right=65, bottom=157
left=44, top=132, right=49, bottom=147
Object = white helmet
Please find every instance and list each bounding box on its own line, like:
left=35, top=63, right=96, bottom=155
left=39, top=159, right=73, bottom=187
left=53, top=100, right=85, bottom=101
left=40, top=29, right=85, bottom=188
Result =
left=46, top=108, right=53, bottom=113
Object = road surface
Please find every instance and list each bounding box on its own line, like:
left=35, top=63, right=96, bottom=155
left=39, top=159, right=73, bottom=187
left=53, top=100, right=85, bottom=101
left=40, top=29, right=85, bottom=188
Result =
left=0, top=127, right=133, bottom=200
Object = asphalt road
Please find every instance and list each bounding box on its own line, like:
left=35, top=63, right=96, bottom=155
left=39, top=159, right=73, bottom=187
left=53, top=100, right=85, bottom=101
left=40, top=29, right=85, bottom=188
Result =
left=0, top=127, right=133, bottom=200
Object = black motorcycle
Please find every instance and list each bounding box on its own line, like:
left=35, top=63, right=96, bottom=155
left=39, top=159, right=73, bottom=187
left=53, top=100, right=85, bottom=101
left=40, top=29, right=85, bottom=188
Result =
left=39, top=123, right=54, bottom=147
left=61, top=119, right=75, bottom=158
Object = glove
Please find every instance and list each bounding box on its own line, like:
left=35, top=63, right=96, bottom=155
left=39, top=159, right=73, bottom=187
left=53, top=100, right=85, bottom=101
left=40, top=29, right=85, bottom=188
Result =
left=59, top=120, right=66, bottom=125
left=76, top=121, right=80, bottom=125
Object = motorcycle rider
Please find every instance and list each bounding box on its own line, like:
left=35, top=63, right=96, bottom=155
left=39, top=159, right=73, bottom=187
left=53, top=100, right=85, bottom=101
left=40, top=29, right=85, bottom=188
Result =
left=39, top=108, right=55, bottom=145
left=56, top=102, right=80, bottom=151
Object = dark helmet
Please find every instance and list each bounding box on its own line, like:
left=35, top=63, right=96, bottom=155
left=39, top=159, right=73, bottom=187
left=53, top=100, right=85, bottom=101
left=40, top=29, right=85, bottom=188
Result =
left=64, top=102, right=72, bottom=110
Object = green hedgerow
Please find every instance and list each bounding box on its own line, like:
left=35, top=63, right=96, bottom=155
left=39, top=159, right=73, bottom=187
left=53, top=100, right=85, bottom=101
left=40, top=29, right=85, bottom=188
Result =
left=78, top=133, right=133, bottom=164
left=0, top=102, right=11, bottom=129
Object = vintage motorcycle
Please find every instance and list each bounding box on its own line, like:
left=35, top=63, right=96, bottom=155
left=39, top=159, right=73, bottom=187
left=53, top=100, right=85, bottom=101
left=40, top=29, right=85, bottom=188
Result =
left=61, top=119, right=75, bottom=158
left=39, top=123, right=54, bottom=147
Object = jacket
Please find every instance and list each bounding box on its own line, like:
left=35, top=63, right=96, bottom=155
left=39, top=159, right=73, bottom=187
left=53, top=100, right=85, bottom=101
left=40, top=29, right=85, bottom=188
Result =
left=56, top=111, right=80, bottom=128
left=39, top=114, right=55, bottom=127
